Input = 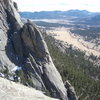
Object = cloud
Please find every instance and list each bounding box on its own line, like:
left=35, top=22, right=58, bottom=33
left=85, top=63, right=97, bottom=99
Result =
left=13, top=0, right=100, bottom=12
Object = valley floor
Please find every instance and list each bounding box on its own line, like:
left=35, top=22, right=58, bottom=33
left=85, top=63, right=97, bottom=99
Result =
left=47, top=27, right=100, bottom=57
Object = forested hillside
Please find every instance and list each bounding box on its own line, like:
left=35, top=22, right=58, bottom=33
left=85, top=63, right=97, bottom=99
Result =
left=42, top=32, right=100, bottom=100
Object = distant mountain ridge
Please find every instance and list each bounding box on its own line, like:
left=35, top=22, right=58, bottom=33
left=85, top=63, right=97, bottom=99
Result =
left=86, top=14, right=100, bottom=25
left=20, top=10, right=100, bottom=19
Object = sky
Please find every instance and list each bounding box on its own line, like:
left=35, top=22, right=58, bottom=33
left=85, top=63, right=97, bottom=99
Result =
left=13, top=0, right=100, bottom=12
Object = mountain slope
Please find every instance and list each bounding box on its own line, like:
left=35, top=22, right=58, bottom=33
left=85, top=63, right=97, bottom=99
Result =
left=0, top=0, right=78, bottom=100
left=86, top=14, right=100, bottom=25
left=43, top=33, right=100, bottom=100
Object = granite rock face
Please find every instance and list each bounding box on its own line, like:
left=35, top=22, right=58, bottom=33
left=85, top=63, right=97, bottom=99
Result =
left=20, top=21, right=68, bottom=100
left=0, top=0, right=78, bottom=100
left=0, top=0, right=23, bottom=76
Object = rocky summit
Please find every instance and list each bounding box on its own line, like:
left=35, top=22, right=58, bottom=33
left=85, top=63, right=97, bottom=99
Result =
left=0, top=0, right=78, bottom=100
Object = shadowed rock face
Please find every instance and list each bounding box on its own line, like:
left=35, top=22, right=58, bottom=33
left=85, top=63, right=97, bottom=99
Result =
left=0, top=0, right=78, bottom=100
left=65, top=81, right=78, bottom=100
left=0, top=0, right=23, bottom=74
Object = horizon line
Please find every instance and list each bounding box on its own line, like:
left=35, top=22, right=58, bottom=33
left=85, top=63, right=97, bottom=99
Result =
left=18, top=9, right=100, bottom=13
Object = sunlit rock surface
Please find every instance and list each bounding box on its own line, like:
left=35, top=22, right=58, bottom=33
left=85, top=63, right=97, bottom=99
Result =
left=0, top=77, right=59, bottom=100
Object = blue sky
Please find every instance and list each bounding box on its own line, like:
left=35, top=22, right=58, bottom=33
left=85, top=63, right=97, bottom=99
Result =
left=13, top=0, right=100, bottom=12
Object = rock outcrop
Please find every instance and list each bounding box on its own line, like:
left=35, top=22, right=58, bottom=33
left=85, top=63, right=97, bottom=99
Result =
left=0, top=0, right=78, bottom=100
left=65, top=81, right=78, bottom=100
left=20, top=21, right=68, bottom=100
